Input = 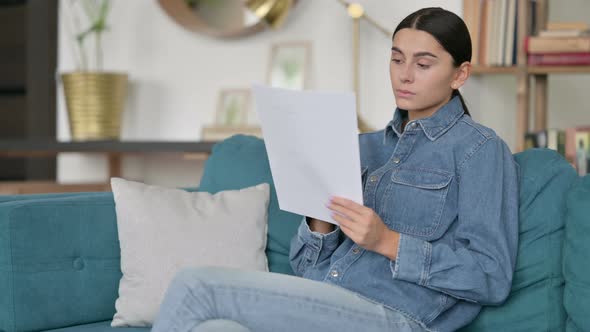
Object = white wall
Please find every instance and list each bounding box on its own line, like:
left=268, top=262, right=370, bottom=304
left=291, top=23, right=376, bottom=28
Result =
left=56, top=0, right=590, bottom=186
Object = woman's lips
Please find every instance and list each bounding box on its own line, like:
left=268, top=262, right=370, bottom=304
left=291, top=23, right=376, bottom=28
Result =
left=396, top=89, right=415, bottom=98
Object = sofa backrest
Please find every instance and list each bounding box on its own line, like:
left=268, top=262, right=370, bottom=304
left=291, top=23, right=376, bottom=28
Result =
left=564, top=174, right=590, bottom=332
left=461, top=148, right=579, bottom=331
left=198, top=135, right=301, bottom=275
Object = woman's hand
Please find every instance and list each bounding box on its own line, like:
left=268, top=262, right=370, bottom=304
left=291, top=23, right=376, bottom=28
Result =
left=327, top=196, right=400, bottom=260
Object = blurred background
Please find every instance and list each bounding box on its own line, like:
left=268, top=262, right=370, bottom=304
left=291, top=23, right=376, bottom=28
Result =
left=1, top=0, right=589, bottom=193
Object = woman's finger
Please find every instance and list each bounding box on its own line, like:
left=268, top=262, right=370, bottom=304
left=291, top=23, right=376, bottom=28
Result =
left=336, top=217, right=356, bottom=239
left=332, top=213, right=360, bottom=233
left=327, top=201, right=363, bottom=222
left=330, top=197, right=367, bottom=215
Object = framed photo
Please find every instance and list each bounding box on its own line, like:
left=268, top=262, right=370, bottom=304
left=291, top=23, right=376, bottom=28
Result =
left=575, top=132, right=590, bottom=175
left=202, top=88, right=262, bottom=141
left=267, top=41, right=311, bottom=90
left=215, top=89, right=250, bottom=127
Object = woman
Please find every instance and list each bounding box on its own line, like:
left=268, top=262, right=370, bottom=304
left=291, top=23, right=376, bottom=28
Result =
left=152, top=7, right=519, bottom=332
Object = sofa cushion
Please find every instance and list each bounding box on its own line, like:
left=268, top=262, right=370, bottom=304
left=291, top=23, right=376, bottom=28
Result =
left=198, top=135, right=301, bottom=275
left=110, top=179, right=270, bottom=327
left=0, top=193, right=122, bottom=332
left=460, top=149, right=578, bottom=332
left=564, top=175, right=590, bottom=332
left=43, top=320, right=148, bottom=332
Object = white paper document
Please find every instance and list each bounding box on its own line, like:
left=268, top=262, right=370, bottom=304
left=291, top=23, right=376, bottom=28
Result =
left=252, top=84, right=363, bottom=225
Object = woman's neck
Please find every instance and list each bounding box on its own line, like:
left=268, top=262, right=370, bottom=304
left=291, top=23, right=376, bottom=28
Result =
left=406, top=95, right=452, bottom=122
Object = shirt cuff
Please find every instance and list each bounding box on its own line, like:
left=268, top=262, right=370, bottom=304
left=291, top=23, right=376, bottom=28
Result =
left=297, top=217, right=341, bottom=251
left=390, top=233, right=432, bottom=286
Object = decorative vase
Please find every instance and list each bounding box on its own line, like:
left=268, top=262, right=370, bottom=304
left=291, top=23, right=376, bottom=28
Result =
left=61, top=72, right=128, bottom=141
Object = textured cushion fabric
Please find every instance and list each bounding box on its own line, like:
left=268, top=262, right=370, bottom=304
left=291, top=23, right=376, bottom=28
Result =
left=110, top=178, right=270, bottom=327
left=0, top=193, right=122, bottom=332
left=43, top=320, right=149, bottom=332
left=460, top=149, right=578, bottom=332
left=564, top=175, right=590, bottom=332
left=198, top=135, right=301, bottom=275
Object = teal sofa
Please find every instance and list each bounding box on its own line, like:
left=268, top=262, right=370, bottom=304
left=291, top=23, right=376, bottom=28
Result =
left=0, top=135, right=588, bottom=332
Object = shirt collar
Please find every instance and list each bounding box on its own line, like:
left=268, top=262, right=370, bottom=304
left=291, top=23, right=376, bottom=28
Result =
left=383, top=95, right=465, bottom=144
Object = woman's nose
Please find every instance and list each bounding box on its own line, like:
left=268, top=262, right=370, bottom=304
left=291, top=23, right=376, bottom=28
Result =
left=399, top=64, right=414, bottom=83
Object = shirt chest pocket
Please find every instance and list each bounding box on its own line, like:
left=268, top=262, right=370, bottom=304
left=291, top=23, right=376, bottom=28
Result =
left=380, top=168, right=454, bottom=240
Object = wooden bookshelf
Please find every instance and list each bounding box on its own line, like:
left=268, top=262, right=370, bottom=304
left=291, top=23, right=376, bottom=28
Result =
left=464, top=0, right=590, bottom=152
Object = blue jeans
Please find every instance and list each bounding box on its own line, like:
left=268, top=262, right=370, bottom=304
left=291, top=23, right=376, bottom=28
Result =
left=151, top=266, right=426, bottom=332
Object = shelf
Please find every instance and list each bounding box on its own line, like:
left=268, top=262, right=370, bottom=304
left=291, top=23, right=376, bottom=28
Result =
left=0, top=140, right=217, bottom=157
left=527, top=66, right=590, bottom=74
left=0, top=140, right=219, bottom=180
left=471, top=66, right=520, bottom=75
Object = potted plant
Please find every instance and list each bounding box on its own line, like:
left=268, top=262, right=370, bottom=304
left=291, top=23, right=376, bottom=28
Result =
left=61, top=0, right=127, bottom=141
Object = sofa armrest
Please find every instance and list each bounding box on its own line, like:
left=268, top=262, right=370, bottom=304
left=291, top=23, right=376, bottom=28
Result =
left=0, top=193, right=121, bottom=332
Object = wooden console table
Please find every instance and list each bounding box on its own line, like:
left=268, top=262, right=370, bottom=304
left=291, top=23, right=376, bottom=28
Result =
left=0, top=140, right=217, bottom=194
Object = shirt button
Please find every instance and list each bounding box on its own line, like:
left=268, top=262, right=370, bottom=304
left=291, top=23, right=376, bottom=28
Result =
left=369, top=175, right=377, bottom=182
left=392, top=157, right=401, bottom=164
left=330, top=270, right=339, bottom=278
left=352, top=247, right=360, bottom=254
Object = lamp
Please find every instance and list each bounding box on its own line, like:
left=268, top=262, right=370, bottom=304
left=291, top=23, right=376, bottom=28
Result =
left=246, top=0, right=294, bottom=29
left=337, top=0, right=392, bottom=133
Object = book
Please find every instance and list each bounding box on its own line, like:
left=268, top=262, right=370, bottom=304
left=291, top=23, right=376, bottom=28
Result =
left=504, top=0, right=517, bottom=66
left=526, top=36, right=590, bottom=53
left=547, top=129, right=566, bottom=156
left=479, top=0, right=490, bottom=65
left=547, top=22, right=590, bottom=31
left=528, top=52, right=590, bottom=65
left=463, top=0, right=484, bottom=65
left=486, top=0, right=496, bottom=65
left=538, top=29, right=589, bottom=37
left=524, top=129, right=566, bottom=156
left=498, top=0, right=508, bottom=66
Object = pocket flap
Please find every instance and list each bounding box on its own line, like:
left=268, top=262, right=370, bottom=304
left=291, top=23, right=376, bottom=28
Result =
left=391, top=168, right=452, bottom=190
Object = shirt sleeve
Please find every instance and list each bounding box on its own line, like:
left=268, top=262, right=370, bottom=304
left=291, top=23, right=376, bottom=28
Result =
left=390, top=136, right=519, bottom=305
left=289, top=217, right=341, bottom=277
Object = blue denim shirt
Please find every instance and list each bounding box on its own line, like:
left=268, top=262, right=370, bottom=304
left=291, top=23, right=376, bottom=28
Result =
left=289, top=96, right=519, bottom=332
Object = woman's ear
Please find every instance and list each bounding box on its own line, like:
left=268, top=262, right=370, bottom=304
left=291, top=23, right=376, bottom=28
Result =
left=451, top=61, right=471, bottom=90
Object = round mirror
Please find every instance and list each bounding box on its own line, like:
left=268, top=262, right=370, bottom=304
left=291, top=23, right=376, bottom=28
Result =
left=158, top=0, right=298, bottom=39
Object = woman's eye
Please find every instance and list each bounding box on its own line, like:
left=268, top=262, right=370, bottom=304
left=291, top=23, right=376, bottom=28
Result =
left=391, top=59, right=402, bottom=64
left=417, top=63, right=430, bottom=69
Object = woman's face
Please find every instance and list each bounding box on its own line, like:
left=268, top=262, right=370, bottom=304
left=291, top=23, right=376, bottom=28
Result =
left=390, top=28, right=466, bottom=120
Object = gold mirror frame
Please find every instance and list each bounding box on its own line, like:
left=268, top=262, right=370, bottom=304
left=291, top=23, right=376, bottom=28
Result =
left=158, top=0, right=298, bottom=39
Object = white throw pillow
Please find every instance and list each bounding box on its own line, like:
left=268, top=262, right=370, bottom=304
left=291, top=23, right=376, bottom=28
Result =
left=110, top=178, right=270, bottom=327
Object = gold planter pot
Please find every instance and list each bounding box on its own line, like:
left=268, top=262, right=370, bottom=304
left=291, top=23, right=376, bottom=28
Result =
left=61, top=72, right=128, bottom=141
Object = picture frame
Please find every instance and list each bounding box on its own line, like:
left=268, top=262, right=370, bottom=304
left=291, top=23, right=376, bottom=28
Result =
left=267, top=41, right=311, bottom=90
left=215, top=88, right=250, bottom=127
left=201, top=88, right=262, bottom=141
left=575, top=132, right=590, bottom=175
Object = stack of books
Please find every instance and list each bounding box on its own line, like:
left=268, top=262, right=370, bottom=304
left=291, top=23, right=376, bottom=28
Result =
left=525, top=126, right=590, bottom=176
left=526, top=22, right=590, bottom=66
